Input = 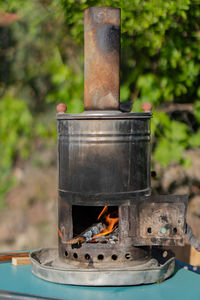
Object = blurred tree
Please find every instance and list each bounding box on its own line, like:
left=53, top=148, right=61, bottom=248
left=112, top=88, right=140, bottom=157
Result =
left=0, top=0, right=67, bottom=202
left=0, top=0, right=200, bottom=202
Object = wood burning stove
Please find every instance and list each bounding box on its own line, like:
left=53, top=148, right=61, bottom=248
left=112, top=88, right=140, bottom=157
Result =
left=30, top=6, right=188, bottom=286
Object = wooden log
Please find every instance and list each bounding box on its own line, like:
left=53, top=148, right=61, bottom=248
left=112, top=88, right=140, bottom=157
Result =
left=190, top=246, right=200, bottom=267
left=12, top=256, right=31, bottom=266
left=0, top=252, right=30, bottom=262
left=65, top=236, right=85, bottom=245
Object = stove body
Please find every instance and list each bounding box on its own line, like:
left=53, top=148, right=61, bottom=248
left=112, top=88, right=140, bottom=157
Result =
left=31, top=6, right=187, bottom=286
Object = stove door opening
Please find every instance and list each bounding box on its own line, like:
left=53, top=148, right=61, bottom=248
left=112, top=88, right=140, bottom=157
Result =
left=71, top=205, right=119, bottom=245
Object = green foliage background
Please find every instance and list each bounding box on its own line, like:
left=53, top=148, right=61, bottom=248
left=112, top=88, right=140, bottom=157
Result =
left=0, top=0, right=200, bottom=202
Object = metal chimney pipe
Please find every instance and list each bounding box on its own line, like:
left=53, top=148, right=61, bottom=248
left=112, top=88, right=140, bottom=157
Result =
left=84, top=7, right=121, bottom=111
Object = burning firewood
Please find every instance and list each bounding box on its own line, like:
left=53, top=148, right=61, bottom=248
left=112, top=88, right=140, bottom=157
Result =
left=93, top=213, right=118, bottom=238
left=91, top=228, right=119, bottom=244
left=64, top=222, right=106, bottom=245
left=60, top=206, right=119, bottom=246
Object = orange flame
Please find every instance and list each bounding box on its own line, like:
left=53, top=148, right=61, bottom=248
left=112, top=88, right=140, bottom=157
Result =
left=97, top=206, right=108, bottom=220
left=58, top=228, right=63, bottom=239
left=94, top=206, right=119, bottom=238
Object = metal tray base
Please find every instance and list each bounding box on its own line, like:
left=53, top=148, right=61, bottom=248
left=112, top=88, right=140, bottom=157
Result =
left=30, top=247, right=175, bottom=286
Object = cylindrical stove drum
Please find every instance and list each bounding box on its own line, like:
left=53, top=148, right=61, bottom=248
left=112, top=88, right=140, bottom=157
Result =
left=57, top=113, right=151, bottom=196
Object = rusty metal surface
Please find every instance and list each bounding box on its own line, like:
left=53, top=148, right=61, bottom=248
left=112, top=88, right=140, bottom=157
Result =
left=128, top=195, right=188, bottom=247
left=139, top=203, right=185, bottom=245
left=84, top=7, right=120, bottom=110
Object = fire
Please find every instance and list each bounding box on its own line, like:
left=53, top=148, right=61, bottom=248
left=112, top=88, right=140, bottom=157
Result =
left=93, top=206, right=119, bottom=238
left=60, top=206, right=119, bottom=246
left=58, top=228, right=63, bottom=239
left=97, top=206, right=108, bottom=220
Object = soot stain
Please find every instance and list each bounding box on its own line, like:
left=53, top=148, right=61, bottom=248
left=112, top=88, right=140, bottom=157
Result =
left=96, top=24, right=120, bottom=53
left=160, top=215, right=168, bottom=223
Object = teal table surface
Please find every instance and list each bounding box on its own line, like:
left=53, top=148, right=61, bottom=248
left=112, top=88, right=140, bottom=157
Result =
left=0, top=261, right=199, bottom=300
